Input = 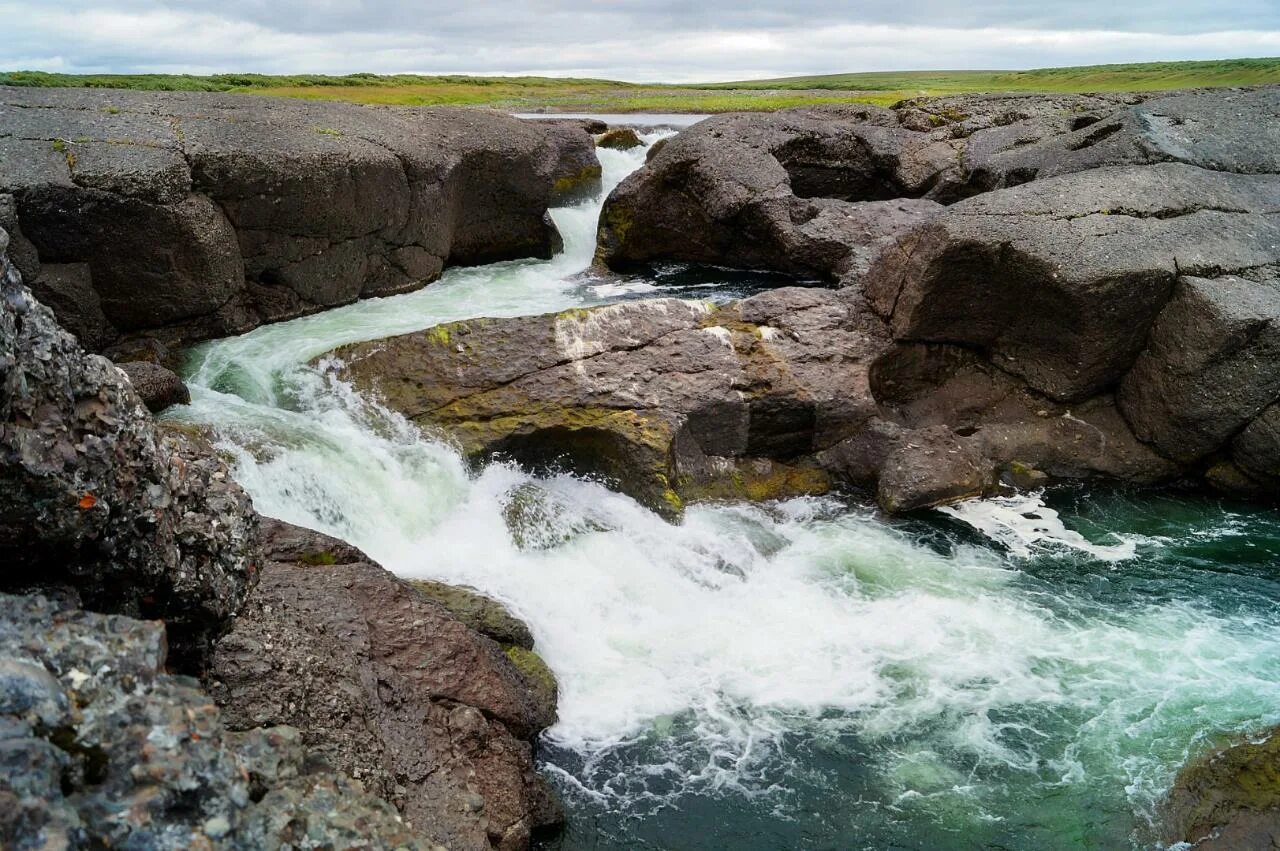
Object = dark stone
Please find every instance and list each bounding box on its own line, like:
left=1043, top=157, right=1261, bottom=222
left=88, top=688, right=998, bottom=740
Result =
left=963, top=87, right=1280, bottom=192
left=863, top=163, right=1280, bottom=401
left=409, top=579, right=536, bottom=650
left=1162, top=726, right=1280, bottom=850
left=597, top=128, right=644, bottom=150
left=325, top=290, right=881, bottom=516
left=1120, top=274, right=1280, bottom=464
left=117, top=361, right=191, bottom=412
left=1, top=228, right=257, bottom=672
left=1235, top=404, right=1280, bottom=485
left=875, top=426, right=992, bottom=513
left=208, top=519, right=562, bottom=851
left=0, top=592, right=435, bottom=850
left=0, top=87, right=599, bottom=350
left=597, top=107, right=946, bottom=285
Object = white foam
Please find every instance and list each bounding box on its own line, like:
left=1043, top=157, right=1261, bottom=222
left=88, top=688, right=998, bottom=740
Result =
left=938, top=493, right=1138, bottom=562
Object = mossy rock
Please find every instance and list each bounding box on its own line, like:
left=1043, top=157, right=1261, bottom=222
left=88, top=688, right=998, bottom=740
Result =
left=679, top=460, right=832, bottom=504
left=596, top=128, right=645, bottom=151
left=407, top=579, right=534, bottom=649
left=504, top=645, right=558, bottom=724
left=1163, top=727, right=1280, bottom=848
left=551, top=163, right=603, bottom=204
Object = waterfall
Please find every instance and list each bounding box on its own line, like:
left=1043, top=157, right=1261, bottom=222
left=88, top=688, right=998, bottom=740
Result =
left=171, top=125, right=1280, bottom=850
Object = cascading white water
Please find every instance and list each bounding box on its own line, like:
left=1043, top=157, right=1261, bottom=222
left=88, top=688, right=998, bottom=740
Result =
left=173, top=127, right=1280, bottom=849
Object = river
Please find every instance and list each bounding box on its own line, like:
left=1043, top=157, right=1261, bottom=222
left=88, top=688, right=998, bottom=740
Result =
left=168, top=128, right=1280, bottom=850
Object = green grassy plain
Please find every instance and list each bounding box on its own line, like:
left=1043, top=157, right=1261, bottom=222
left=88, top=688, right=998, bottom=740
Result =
left=3, top=57, right=1278, bottom=113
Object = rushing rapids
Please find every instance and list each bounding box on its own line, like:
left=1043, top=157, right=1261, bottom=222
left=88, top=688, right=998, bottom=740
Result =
left=169, top=129, right=1280, bottom=850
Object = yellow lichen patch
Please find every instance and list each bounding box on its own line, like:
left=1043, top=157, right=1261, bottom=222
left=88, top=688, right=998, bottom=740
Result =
left=552, top=164, right=603, bottom=199
left=680, top=460, right=832, bottom=505
left=601, top=203, right=634, bottom=244
left=504, top=645, right=558, bottom=701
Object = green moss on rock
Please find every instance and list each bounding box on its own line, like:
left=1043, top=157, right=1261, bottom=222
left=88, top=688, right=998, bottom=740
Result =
left=504, top=645, right=558, bottom=723
left=551, top=163, right=603, bottom=204
left=1163, top=727, right=1280, bottom=847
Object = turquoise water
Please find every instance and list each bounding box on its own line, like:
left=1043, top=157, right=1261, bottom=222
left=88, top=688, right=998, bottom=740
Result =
left=169, top=133, right=1280, bottom=851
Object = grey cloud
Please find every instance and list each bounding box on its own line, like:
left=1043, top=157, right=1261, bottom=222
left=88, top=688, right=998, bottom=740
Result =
left=4, top=0, right=1278, bottom=80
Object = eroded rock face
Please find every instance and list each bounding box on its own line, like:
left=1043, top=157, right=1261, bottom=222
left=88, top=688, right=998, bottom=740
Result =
left=597, top=107, right=946, bottom=284
left=329, top=289, right=887, bottom=515
left=117, top=360, right=192, bottom=412
left=1120, top=274, right=1280, bottom=463
left=0, top=87, right=598, bottom=351
left=863, top=163, right=1280, bottom=402
left=0, top=592, right=434, bottom=850
left=1162, top=727, right=1280, bottom=850
left=208, top=519, right=562, bottom=851
left=962, top=87, right=1280, bottom=191
left=325, top=281, right=1184, bottom=515
left=584, top=87, right=1280, bottom=509
left=0, top=226, right=257, bottom=671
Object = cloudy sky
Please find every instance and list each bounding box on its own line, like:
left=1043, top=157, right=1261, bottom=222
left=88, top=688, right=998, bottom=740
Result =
left=7, top=1, right=1280, bottom=82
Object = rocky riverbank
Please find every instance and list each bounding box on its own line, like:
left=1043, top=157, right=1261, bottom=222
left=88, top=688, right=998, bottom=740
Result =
left=0, top=86, right=599, bottom=358
left=1, top=220, right=561, bottom=847
left=4, top=83, right=1280, bottom=849
left=329, top=86, right=1280, bottom=515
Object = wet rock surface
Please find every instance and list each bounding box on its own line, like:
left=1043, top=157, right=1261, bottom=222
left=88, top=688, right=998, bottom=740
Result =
left=208, top=518, right=562, bottom=851
left=0, top=592, right=435, bottom=850
left=0, top=87, right=598, bottom=351
left=117, top=360, right=192, bottom=412
left=1162, top=727, right=1280, bottom=850
left=329, top=289, right=883, bottom=515
left=577, top=87, right=1280, bottom=510
left=1, top=225, right=257, bottom=671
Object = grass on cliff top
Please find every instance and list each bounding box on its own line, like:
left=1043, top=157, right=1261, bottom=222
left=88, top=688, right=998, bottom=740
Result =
left=3, top=57, right=1278, bottom=113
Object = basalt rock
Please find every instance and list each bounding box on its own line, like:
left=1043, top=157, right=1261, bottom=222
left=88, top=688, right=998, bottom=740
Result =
left=863, top=163, right=1280, bottom=402
left=1120, top=273, right=1280, bottom=464
left=596, top=107, right=947, bottom=284
left=961, top=87, right=1280, bottom=192
left=0, top=592, right=434, bottom=850
left=117, top=360, right=192, bottom=413
left=1162, top=726, right=1280, bottom=850
left=208, top=519, right=562, bottom=851
left=327, top=289, right=892, bottom=516
left=329, top=280, right=1194, bottom=515
left=597, top=127, right=645, bottom=150
left=0, top=87, right=599, bottom=351
left=0, top=226, right=257, bottom=671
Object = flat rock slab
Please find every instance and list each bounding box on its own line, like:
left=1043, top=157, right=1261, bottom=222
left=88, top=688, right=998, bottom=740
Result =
left=0, top=87, right=598, bottom=350
left=328, top=288, right=886, bottom=515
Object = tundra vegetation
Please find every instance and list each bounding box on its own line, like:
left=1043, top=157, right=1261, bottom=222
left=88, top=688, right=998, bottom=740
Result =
left=3, top=57, right=1279, bottom=112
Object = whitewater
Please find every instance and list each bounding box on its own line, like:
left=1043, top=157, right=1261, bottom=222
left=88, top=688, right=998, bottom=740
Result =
left=171, top=130, right=1280, bottom=849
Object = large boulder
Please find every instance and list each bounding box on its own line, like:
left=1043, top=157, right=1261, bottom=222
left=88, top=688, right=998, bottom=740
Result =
left=863, top=163, right=1280, bottom=401
left=1162, top=726, right=1280, bottom=850
left=596, top=106, right=946, bottom=284
left=0, top=87, right=599, bottom=351
left=1235, top=404, right=1280, bottom=486
left=0, top=592, right=434, bottom=850
left=325, top=283, right=1181, bottom=516
left=116, top=360, right=192, bottom=412
left=207, top=519, right=562, bottom=851
left=0, top=226, right=257, bottom=671
left=327, top=289, right=885, bottom=516
left=1120, top=274, right=1280, bottom=464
